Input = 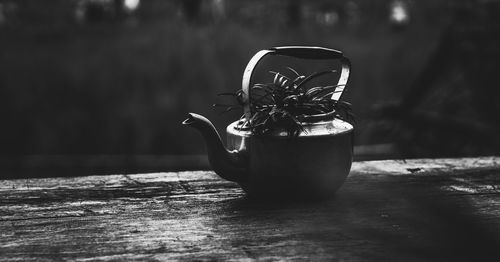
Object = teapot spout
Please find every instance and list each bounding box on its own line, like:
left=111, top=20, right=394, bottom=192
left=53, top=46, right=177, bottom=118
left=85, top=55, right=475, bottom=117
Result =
left=182, top=113, right=247, bottom=182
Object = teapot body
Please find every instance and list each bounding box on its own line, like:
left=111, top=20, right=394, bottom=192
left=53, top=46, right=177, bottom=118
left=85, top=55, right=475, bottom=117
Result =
left=226, top=119, right=353, bottom=199
left=183, top=46, right=354, bottom=200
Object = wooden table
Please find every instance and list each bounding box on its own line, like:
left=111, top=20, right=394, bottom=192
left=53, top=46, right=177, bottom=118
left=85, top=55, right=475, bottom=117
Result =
left=1, top=157, right=499, bottom=261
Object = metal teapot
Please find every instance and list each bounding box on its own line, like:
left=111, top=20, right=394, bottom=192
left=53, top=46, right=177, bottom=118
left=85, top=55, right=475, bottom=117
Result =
left=183, top=46, right=353, bottom=199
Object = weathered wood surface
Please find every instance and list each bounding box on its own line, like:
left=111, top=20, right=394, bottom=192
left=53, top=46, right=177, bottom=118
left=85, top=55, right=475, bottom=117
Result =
left=1, top=157, right=499, bottom=261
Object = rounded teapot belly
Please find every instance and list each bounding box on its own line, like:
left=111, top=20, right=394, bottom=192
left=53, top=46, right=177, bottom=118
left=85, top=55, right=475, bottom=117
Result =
left=227, top=120, right=353, bottom=200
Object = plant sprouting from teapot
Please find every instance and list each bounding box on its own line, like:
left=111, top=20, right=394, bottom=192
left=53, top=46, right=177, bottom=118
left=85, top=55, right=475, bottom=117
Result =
left=214, top=67, right=353, bottom=136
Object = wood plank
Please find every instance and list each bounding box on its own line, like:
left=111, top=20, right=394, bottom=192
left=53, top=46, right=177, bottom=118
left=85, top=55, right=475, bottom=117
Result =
left=1, top=157, right=499, bottom=261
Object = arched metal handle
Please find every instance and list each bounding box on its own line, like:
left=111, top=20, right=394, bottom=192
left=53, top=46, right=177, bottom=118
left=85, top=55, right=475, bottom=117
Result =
left=241, top=46, right=351, bottom=120
left=271, top=46, right=344, bottom=59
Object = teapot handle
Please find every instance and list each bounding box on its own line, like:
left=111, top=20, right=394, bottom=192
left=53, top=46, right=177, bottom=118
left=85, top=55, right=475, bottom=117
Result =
left=241, top=46, right=351, bottom=120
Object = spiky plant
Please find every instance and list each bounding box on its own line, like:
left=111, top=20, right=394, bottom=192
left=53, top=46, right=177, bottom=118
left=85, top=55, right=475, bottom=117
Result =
left=214, top=67, right=353, bottom=136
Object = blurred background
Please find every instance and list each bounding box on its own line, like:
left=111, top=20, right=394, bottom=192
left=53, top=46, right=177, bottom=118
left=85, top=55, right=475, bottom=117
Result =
left=0, top=0, right=499, bottom=178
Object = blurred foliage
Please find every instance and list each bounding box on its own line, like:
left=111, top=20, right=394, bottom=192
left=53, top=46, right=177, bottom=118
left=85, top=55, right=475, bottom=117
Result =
left=0, top=0, right=498, bottom=160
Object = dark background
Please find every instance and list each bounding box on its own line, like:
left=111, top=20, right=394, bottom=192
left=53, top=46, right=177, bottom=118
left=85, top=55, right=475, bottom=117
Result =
left=1, top=0, right=499, bottom=178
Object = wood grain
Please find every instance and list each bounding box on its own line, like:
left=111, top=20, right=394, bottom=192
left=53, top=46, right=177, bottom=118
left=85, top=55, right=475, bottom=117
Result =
left=1, top=157, right=499, bottom=261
